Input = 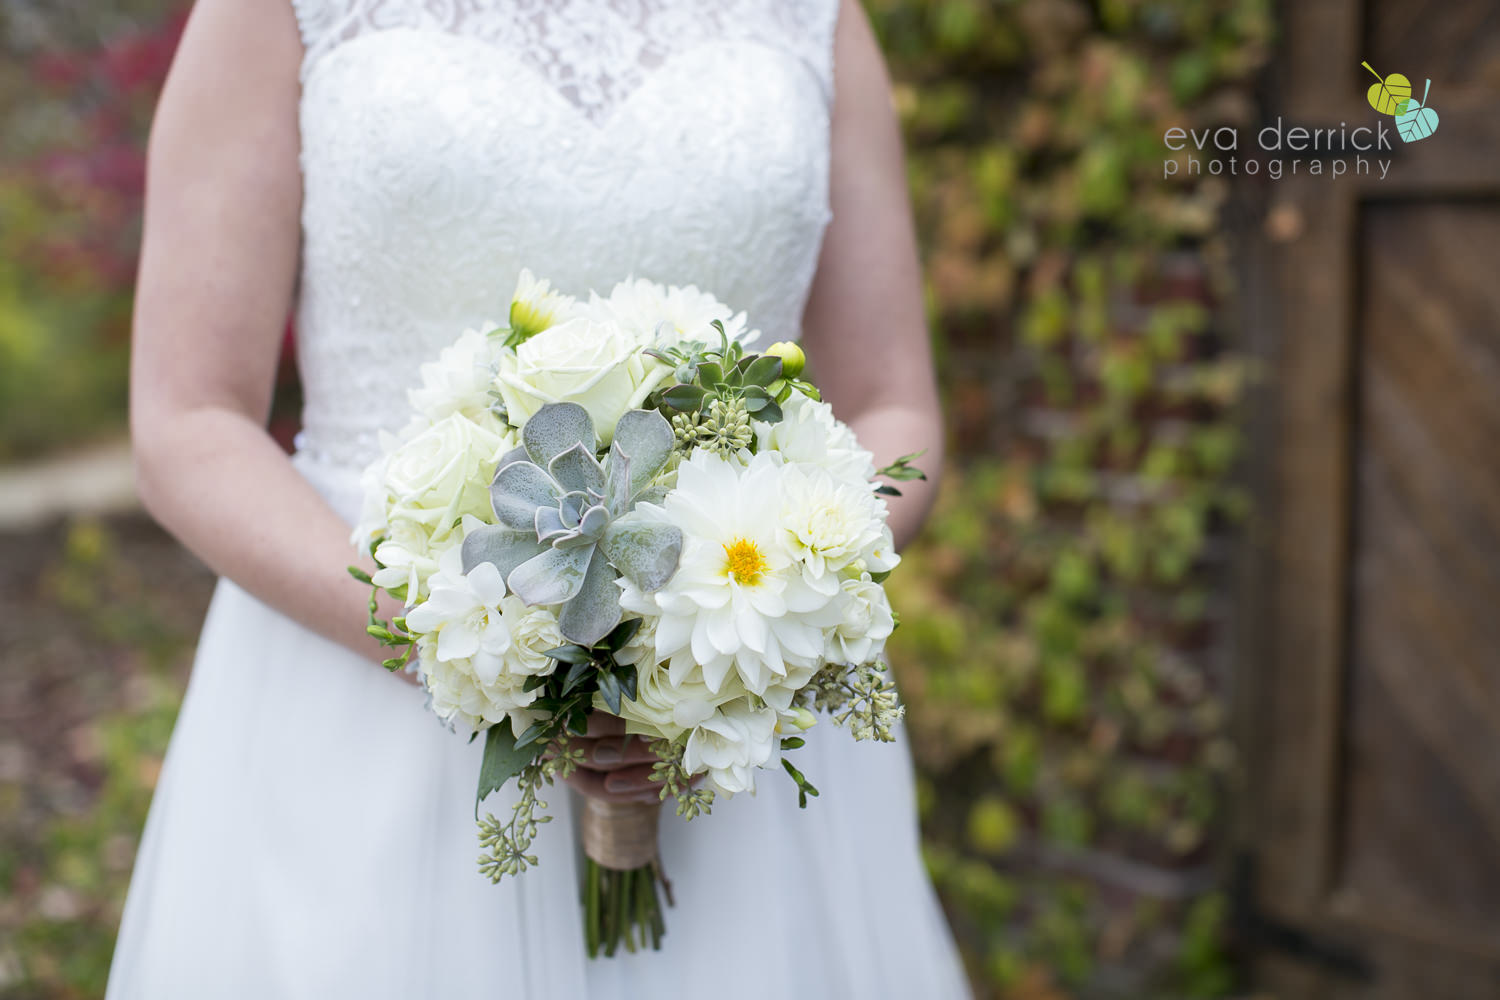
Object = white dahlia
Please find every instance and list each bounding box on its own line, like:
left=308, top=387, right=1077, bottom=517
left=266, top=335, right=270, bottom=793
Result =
left=618, top=450, right=840, bottom=698
left=779, top=463, right=894, bottom=585
left=406, top=327, right=508, bottom=431
left=589, top=277, right=760, bottom=348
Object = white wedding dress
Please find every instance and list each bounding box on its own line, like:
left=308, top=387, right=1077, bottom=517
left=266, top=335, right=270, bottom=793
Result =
left=106, top=2, right=969, bottom=996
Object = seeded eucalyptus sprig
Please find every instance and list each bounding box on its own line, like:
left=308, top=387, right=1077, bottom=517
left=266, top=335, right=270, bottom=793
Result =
left=646, top=738, right=716, bottom=819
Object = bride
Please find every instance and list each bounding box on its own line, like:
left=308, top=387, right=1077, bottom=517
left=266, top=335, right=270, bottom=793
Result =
left=108, top=0, right=969, bottom=996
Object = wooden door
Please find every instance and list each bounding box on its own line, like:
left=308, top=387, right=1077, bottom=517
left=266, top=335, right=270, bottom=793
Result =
left=1235, top=0, right=1500, bottom=996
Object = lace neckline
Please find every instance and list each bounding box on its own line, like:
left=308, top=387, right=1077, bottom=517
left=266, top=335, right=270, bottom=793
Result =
left=293, top=0, right=835, bottom=125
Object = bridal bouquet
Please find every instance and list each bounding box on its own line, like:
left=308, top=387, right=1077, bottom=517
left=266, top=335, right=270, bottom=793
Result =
left=349, top=272, right=921, bottom=957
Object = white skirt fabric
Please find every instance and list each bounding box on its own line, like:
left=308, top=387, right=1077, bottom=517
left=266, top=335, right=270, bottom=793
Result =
left=105, top=458, right=971, bottom=999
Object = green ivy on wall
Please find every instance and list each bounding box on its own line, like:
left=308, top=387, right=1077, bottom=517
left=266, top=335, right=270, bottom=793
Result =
left=866, top=0, right=1271, bottom=995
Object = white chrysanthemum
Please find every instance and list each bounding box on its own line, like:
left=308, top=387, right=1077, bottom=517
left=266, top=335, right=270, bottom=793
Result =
left=407, top=327, right=508, bottom=430
left=826, top=574, right=896, bottom=666
left=407, top=545, right=564, bottom=734
left=754, top=394, right=876, bottom=486
left=779, top=463, right=892, bottom=585
left=619, top=451, right=841, bottom=698
left=508, top=268, right=578, bottom=340
left=683, top=697, right=778, bottom=797
left=589, top=277, right=760, bottom=348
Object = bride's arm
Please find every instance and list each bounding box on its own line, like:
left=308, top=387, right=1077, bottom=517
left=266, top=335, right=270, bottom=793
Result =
left=130, top=0, right=403, bottom=672
left=801, top=0, right=944, bottom=551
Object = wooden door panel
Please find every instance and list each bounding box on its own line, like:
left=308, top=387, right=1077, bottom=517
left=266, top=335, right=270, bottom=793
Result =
left=1238, top=0, right=1500, bottom=994
left=1336, top=204, right=1500, bottom=957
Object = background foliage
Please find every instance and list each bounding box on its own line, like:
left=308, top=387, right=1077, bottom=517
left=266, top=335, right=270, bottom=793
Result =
left=0, top=1, right=1271, bottom=996
left=867, top=0, right=1270, bottom=995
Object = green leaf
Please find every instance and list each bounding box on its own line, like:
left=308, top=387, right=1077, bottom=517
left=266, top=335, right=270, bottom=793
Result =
left=696, top=361, right=724, bottom=386
left=477, top=718, right=543, bottom=812
left=604, top=617, right=643, bottom=651
left=791, top=380, right=821, bottom=402
left=347, top=565, right=374, bottom=585
left=874, top=484, right=902, bottom=497
left=779, top=737, right=806, bottom=750
left=662, top=384, right=708, bottom=411
left=598, top=671, right=623, bottom=715
left=544, top=644, right=593, bottom=665
left=618, top=664, right=638, bottom=702
left=515, top=720, right=552, bottom=748
left=561, top=658, right=594, bottom=696
left=742, top=355, right=783, bottom=387
left=756, top=400, right=783, bottom=423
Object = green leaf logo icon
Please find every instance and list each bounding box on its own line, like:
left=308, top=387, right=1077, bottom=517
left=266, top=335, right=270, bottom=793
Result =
left=1395, top=79, right=1440, bottom=142
left=1362, top=61, right=1412, bottom=115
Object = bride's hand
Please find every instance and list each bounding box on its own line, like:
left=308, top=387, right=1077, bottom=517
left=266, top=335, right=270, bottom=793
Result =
left=563, top=714, right=664, bottom=805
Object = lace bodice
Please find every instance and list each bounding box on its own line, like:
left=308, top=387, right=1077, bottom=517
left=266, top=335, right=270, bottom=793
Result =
left=288, top=0, right=840, bottom=475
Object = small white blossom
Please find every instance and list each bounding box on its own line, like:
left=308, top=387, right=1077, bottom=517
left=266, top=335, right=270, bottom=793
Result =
left=684, top=698, right=778, bottom=796
left=407, top=545, right=565, bottom=735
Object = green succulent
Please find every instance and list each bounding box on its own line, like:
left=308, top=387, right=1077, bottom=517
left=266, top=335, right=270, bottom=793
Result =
left=461, top=402, right=682, bottom=646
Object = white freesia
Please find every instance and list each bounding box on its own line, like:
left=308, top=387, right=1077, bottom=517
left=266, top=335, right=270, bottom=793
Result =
left=409, top=544, right=565, bottom=734
left=365, top=414, right=515, bottom=599
left=493, top=316, right=671, bottom=443
left=755, top=394, right=876, bottom=486
left=683, top=698, right=778, bottom=796
left=508, top=268, right=578, bottom=340
left=779, top=463, right=892, bottom=585
left=407, top=327, right=507, bottom=430
left=619, top=450, right=841, bottom=699
left=825, top=574, right=896, bottom=666
left=589, top=277, right=760, bottom=348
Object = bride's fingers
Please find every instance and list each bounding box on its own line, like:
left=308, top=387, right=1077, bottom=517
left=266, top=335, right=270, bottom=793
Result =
left=579, top=735, right=658, bottom=771
left=564, top=763, right=662, bottom=805
left=582, top=713, right=627, bottom=738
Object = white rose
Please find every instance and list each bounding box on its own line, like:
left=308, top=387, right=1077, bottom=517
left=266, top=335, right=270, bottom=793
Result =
left=383, top=413, right=511, bottom=533
left=683, top=698, right=778, bottom=797
left=493, top=316, right=670, bottom=443
left=754, top=394, right=876, bottom=486
left=603, top=624, right=747, bottom=741
left=368, top=414, right=514, bottom=599
left=826, top=574, right=895, bottom=666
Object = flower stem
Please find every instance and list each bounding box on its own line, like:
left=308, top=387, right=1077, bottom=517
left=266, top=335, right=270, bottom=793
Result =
left=582, top=858, right=669, bottom=958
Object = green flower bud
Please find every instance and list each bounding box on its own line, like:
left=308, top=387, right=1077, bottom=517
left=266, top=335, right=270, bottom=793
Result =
left=764, top=341, right=806, bottom=378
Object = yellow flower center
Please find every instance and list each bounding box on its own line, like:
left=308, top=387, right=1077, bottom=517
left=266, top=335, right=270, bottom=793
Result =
left=722, top=537, right=769, bottom=586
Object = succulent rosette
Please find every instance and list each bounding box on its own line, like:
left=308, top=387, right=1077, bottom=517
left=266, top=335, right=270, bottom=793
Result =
left=349, top=271, right=922, bottom=959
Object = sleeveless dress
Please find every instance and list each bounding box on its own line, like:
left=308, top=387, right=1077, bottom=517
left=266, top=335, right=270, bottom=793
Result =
left=106, top=2, right=970, bottom=996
